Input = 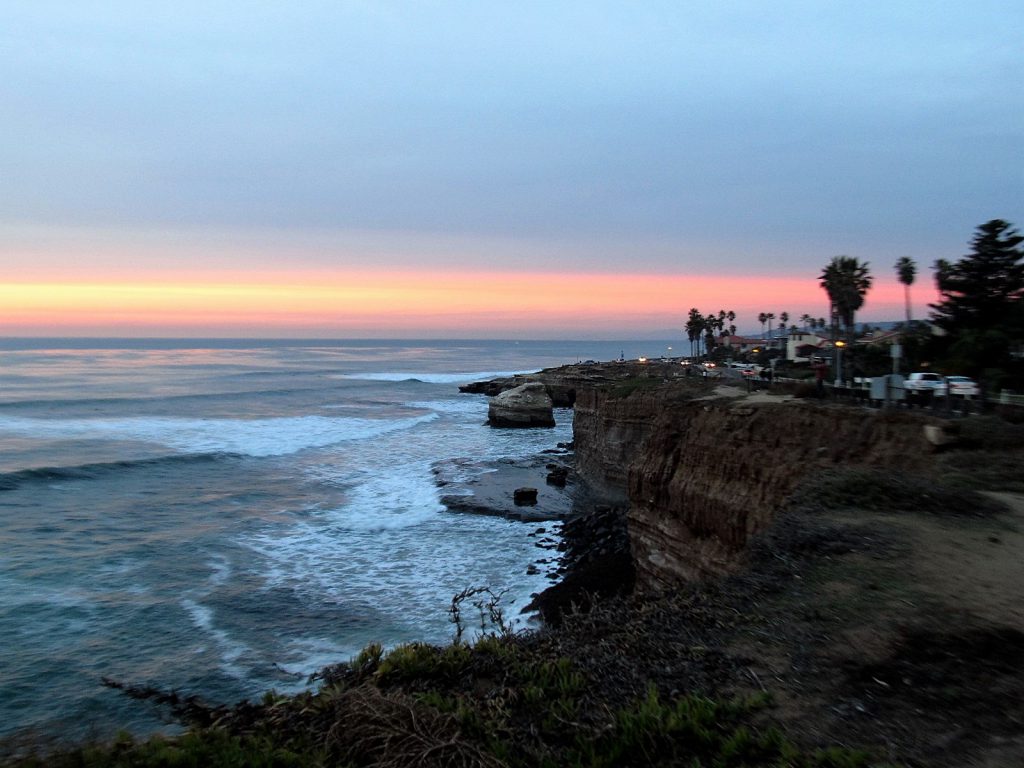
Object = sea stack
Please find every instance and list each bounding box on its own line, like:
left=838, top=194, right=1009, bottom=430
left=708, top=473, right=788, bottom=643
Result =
left=487, top=382, right=556, bottom=428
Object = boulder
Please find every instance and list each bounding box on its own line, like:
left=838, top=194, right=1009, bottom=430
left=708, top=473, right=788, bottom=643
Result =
left=488, top=382, right=556, bottom=428
left=513, top=487, right=538, bottom=505
left=546, top=466, right=569, bottom=487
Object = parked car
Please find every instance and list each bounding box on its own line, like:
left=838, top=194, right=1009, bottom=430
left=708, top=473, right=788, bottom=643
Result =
left=945, top=375, right=980, bottom=397
left=904, top=372, right=947, bottom=397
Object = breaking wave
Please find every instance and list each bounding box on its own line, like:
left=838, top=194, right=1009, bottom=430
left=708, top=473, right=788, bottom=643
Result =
left=0, top=413, right=438, bottom=458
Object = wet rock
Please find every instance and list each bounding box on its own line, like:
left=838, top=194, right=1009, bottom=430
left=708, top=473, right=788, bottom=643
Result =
left=546, top=466, right=569, bottom=487
left=514, top=487, right=538, bottom=506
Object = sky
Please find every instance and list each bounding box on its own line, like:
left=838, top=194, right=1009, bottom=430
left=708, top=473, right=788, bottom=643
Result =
left=1, top=1, right=1021, bottom=339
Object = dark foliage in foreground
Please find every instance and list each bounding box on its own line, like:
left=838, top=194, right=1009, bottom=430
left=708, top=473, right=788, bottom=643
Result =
left=5, top=633, right=879, bottom=768
left=4, top=583, right=884, bottom=767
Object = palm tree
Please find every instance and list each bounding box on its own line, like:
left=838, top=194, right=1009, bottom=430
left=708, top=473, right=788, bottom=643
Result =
left=758, top=312, right=768, bottom=339
left=819, top=256, right=873, bottom=342
left=895, top=256, right=916, bottom=325
left=766, top=312, right=776, bottom=347
left=685, top=308, right=703, bottom=358
left=800, top=313, right=812, bottom=330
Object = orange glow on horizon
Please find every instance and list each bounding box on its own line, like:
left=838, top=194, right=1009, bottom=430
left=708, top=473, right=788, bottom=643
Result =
left=0, top=270, right=936, bottom=337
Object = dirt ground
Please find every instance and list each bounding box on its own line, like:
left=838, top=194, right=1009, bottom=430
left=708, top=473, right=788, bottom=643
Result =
left=727, top=489, right=1024, bottom=767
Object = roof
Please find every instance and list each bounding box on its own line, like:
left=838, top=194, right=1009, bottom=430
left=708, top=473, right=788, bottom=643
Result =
left=857, top=329, right=902, bottom=345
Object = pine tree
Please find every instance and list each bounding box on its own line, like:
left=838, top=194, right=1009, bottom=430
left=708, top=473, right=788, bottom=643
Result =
left=930, top=219, right=1024, bottom=333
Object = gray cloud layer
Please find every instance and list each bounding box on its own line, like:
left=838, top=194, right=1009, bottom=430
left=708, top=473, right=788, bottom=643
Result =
left=2, top=1, right=1021, bottom=273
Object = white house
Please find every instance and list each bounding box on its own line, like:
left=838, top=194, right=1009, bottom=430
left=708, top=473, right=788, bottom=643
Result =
left=786, top=329, right=830, bottom=362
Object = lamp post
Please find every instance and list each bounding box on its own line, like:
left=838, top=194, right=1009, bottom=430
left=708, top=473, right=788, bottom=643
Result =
left=834, top=340, right=846, bottom=387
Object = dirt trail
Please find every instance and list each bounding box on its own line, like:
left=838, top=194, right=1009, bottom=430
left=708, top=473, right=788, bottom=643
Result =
left=908, top=491, right=1024, bottom=632
left=731, top=488, right=1024, bottom=767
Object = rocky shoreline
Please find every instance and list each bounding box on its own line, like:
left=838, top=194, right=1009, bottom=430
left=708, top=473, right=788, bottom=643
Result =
left=441, top=368, right=643, bottom=620
left=432, top=443, right=633, bottom=619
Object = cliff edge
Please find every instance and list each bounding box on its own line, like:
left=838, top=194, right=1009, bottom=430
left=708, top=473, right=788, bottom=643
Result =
left=573, top=379, right=946, bottom=590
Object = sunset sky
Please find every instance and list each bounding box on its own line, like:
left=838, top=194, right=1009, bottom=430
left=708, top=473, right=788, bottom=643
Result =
left=2, top=2, right=1021, bottom=338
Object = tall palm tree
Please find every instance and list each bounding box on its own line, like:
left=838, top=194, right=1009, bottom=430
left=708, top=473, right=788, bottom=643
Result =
left=757, top=312, right=768, bottom=339
left=685, top=308, right=703, bottom=358
left=800, top=313, right=811, bottom=330
left=766, top=312, right=776, bottom=347
left=894, top=256, right=916, bottom=325
left=819, top=256, right=873, bottom=341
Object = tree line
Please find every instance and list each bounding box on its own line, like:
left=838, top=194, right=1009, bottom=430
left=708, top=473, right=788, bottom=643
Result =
left=685, top=219, right=1023, bottom=387
left=815, top=219, right=1022, bottom=382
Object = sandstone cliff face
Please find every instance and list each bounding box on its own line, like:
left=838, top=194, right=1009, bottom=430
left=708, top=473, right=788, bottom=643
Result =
left=574, top=383, right=941, bottom=591
left=573, top=385, right=670, bottom=502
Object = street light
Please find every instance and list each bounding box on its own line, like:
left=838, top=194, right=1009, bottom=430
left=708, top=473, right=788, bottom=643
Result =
left=834, top=340, right=846, bottom=385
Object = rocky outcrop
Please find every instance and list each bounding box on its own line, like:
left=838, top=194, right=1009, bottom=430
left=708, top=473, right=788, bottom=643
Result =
left=488, top=382, right=556, bottom=428
left=462, top=359, right=686, bottom=409
left=462, top=375, right=577, bottom=407
left=573, top=382, right=944, bottom=592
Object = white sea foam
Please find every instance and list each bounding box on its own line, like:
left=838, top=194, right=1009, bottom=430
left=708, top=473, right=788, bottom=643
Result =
left=0, top=413, right=438, bottom=457
left=181, top=597, right=250, bottom=678
left=285, top=636, right=360, bottom=675
left=239, top=482, right=558, bottom=652
left=332, top=371, right=525, bottom=384
left=329, top=464, right=444, bottom=532
left=207, top=555, right=231, bottom=587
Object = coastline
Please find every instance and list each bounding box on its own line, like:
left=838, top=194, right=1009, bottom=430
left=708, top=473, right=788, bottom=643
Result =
left=7, top=360, right=1024, bottom=766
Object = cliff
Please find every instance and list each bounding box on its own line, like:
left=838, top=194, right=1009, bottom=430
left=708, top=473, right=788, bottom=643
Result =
left=573, top=381, right=944, bottom=591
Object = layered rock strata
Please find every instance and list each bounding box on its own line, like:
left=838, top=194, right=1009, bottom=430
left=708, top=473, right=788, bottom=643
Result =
left=573, top=383, right=943, bottom=592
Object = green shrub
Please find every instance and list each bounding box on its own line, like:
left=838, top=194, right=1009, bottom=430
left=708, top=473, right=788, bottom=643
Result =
left=375, top=641, right=472, bottom=684
left=351, top=642, right=383, bottom=671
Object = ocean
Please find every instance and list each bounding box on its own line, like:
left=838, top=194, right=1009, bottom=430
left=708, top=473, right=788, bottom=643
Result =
left=0, top=338, right=663, bottom=745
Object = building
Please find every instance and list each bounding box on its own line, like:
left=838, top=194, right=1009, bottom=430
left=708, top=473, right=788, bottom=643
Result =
left=716, top=334, right=764, bottom=355
left=786, top=329, right=830, bottom=362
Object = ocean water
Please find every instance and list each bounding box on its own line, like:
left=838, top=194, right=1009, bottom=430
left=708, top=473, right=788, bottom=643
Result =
left=0, top=338, right=661, bottom=745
